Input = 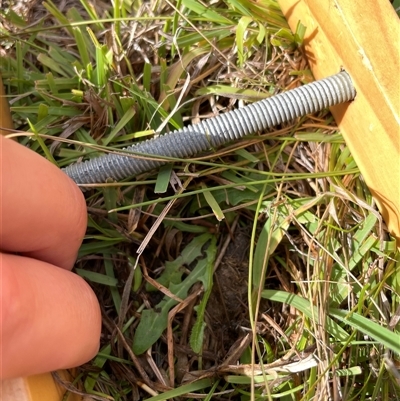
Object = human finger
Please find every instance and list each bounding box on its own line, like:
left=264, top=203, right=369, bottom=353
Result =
left=0, top=136, right=87, bottom=270
left=0, top=252, right=101, bottom=379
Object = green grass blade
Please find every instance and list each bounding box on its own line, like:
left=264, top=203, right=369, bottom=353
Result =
left=102, top=106, right=136, bottom=146
left=329, top=308, right=400, bottom=354
left=104, top=257, right=121, bottom=313
left=154, top=164, right=173, bottom=194
left=236, top=16, right=253, bottom=67
left=145, top=378, right=212, bottom=401
left=182, top=0, right=233, bottom=24
left=262, top=290, right=349, bottom=341
left=75, top=269, right=118, bottom=286
left=200, top=182, right=225, bottom=221
left=190, top=236, right=217, bottom=353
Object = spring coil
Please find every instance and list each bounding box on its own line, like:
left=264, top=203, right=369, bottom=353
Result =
left=63, top=71, right=355, bottom=185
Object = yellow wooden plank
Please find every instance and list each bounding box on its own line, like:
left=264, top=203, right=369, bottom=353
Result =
left=278, top=0, right=400, bottom=244
left=1, top=372, right=82, bottom=401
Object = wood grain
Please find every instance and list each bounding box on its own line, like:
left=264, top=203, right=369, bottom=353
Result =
left=278, top=0, right=400, bottom=243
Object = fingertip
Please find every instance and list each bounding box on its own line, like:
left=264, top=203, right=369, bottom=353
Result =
left=0, top=253, right=101, bottom=379
left=55, top=174, right=88, bottom=269
left=0, top=136, right=88, bottom=269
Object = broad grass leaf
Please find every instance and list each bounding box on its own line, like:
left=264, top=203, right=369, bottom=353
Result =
left=133, top=234, right=216, bottom=354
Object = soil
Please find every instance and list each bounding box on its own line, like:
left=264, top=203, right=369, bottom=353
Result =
left=206, top=226, right=251, bottom=360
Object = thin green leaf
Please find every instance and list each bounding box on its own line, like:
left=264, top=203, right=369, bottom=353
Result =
left=294, top=21, right=306, bottom=45
left=155, top=164, right=173, bottom=194
left=253, top=202, right=289, bottom=290
left=72, top=27, right=91, bottom=70
left=182, top=0, right=233, bottom=24
left=163, top=220, right=209, bottom=233
left=78, top=240, right=123, bottom=258
left=190, top=235, right=217, bottom=353
left=236, top=16, right=253, bottom=67
left=235, top=148, right=260, bottom=163
left=201, top=182, right=225, bottom=221
left=76, top=268, right=118, bottom=286
left=145, top=378, right=212, bottom=401
left=104, top=257, right=121, bottom=313
left=102, top=185, right=118, bottom=224
left=262, top=290, right=349, bottom=341
left=37, top=53, right=68, bottom=77
left=28, top=122, right=57, bottom=165
left=329, top=308, right=400, bottom=354
left=103, top=106, right=136, bottom=146
left=196, top=84, right=270, bottom=101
